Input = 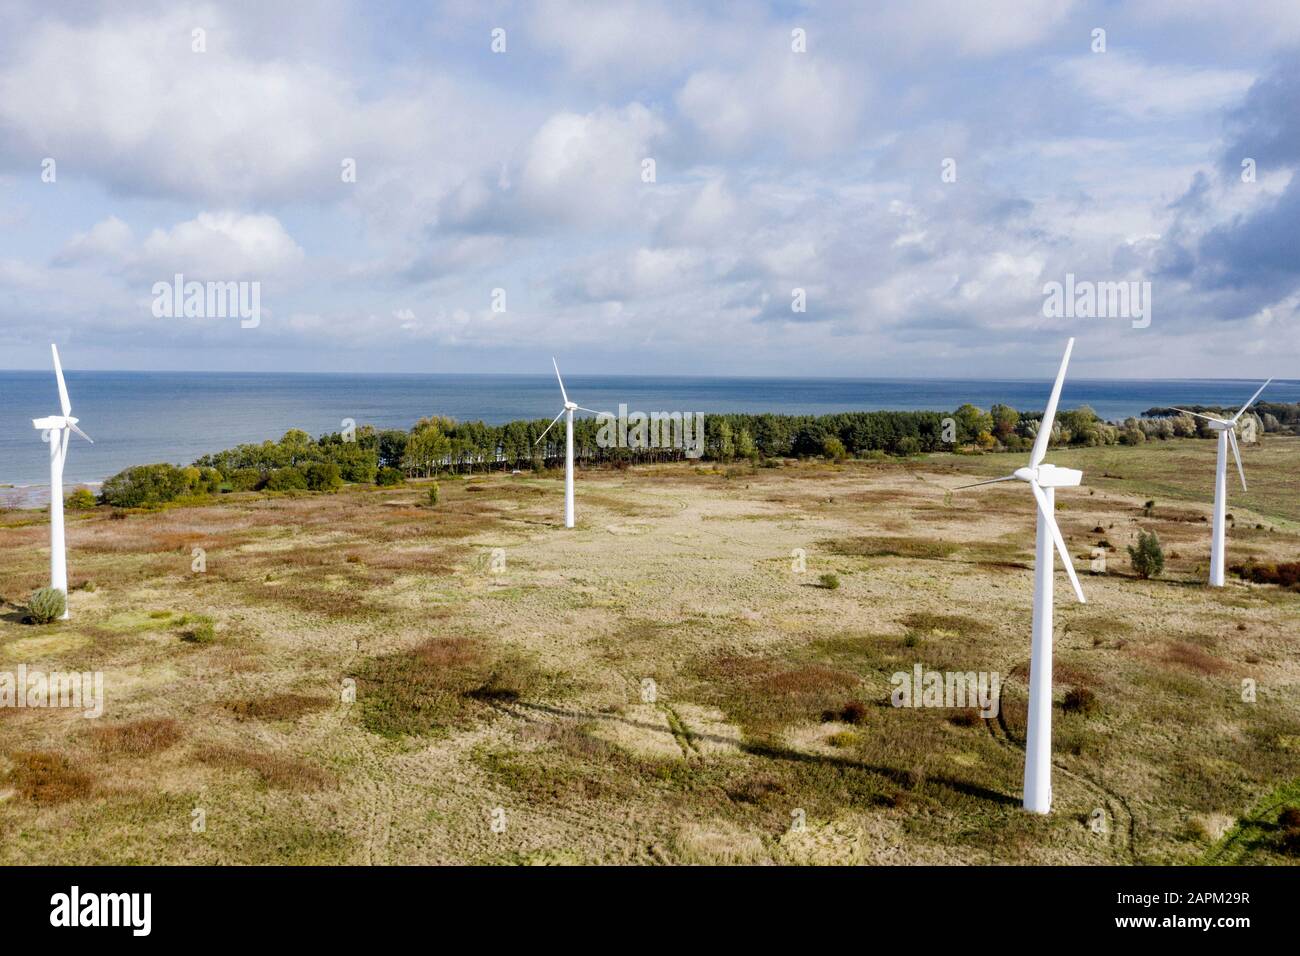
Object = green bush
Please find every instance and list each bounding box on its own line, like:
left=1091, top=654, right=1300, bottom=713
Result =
left=227, top=467, right=263, bottom=491
left=893, top=436, right=922, bottom=457
left=65, top=488, right=97, bottom=510
left=1128, top=530, right=1165, bottom=579
left=28, top=587, right=66, bottom=624
left=818, top=572, right=841, bottom=590
left=427, top=482, right=440, bottom=507
left=375, top=466, right=404, bottom=486
left=264, top=467, right=309, bottom=492
left=821, top=436, right=848, bottom=461
left=303, top=461, right=342, bottom=492
left=99, top=462, right=222, bottom=506
left=179, top=618, right=215, bottom=644
left=100, top=463, right=190, bottom=507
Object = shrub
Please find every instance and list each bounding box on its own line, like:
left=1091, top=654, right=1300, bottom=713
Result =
left=1062, top=687, right=1099, bottom=716
left=1127, top=530, right=1165, bottom=579
left=821, top=436, right=848, bottom=461
left=427, top=482, right=440, bottom=507
left=818, top=572, right=841, bottom=590
left=1142, top=499, right=1156, bottom=517
left=65, top=488, right=96, bottom=510
left=1230, top=561, right=1300, bottom=591
left=303, top=461, right=342, bottom=492
left=180, top=619, right=215, bottom=644
left=227, top=467, right=263, bottom=491
left=264, top=467, right=308, bottom=492
left=100, top=463, right=190, bottom=507
left=27, top=587, right=66, bottom=624
left=893, top=435, right=922, bottom=457
left=375, top=466, right=404, bottom=486
left=822, top=701, right=868, bottom=725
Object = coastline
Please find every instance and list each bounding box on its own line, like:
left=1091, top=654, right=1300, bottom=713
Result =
left=0, top=481, right=101, bottom=511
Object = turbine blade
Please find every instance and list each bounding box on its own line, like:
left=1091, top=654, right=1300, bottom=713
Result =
left=533, top=409, right=566, bottom=445
left=1029, top=338, right=1073, bottom=469
left=1232, top=378, right=1271, bottom=422
left=552, top=357, right=568, bottom=405
left=51, top=344, right=71, bottom=417
left=1169, top=407, right=1228, bottom=425
left=572, top=405, right=601, bottom=415
left=954, top=474, right=1019, bottom=490
left=1226, top=428, right=1246, bottom=492
left=68, top=422, right=94, bottom=444
left=1030, top=480, right=1087, bottom=604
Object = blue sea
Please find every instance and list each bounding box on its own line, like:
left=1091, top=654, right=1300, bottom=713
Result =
left=1, top=370, right=1296, bottom=487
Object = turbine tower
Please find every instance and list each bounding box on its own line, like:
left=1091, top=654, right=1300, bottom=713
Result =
left=31, top=344, right=93, bottom=620
left=1170, top=379, right=1271, bottom=587
left=957, top=338, right=1085, bottom=814
left=535, top=358, right=597, bottom=528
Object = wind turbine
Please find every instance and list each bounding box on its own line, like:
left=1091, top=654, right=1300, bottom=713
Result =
left=31, top=344, right=93, bottom=620
left=534, top=358, right=598, bottom=528
left=1169, top=379, right=1271, bottom=587
left=956, top=338, right=1085, bottom=814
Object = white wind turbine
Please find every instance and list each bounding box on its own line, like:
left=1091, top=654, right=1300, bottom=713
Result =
left=957, top=338, right=1085, bottom=814
left=534, top=358, right=598, bottom=528
left=1169, top=379, right=1271, bottom=587
left=31, top=344, right=94, bottom=620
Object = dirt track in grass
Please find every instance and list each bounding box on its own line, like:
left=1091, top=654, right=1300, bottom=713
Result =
left=2, top=438, right=1298, bottom=864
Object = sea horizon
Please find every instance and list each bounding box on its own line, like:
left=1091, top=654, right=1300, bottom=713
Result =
left=2, top=370, right=1297, bottom=488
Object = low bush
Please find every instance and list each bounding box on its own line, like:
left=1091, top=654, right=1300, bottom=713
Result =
left=1128, top=530, right=1165, bottom=579
left=100, top=463, right=189, bottom=507
left=818, top=572, right=841, bottom=590
left=375, top=467, right=404, bottom=486
left=27, top=587, right=66, bottom=624
left=427, top=482, right=440, bottom=507
left=179, top=618, right=216, bottom=644
left=227, top=467, right=263, bottom=491
left=100, top=462, right=221, bottom=507
left=1062, top=686, right=1099, bottom=716
left=65, top=488, right=96, bottom=510
left=1230, top=561, right=1300, bottom=591
left=303, top=461, right=342, bottom=492
left=264, top=467, right=308, bottom=492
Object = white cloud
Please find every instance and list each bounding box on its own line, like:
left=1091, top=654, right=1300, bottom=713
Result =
left=519, top=104, right=665, bottom=217
left=57, top=211, right=304, bottom=279
left=677, top=57, right=865, bottom=155
left=1054, top=53, right=1255, bottom=119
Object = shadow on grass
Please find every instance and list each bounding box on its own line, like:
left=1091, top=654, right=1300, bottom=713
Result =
left=507, top=699, right=1019, bottom=808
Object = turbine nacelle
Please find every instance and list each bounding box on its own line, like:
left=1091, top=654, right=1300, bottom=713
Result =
left=32, top=415, right=93, bottom=443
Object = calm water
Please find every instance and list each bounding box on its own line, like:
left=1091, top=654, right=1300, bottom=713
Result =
left=1, top=370, right=1296, bottom=487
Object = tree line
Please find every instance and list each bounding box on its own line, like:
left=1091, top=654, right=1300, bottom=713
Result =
left=94, top=400, right=1300, bottom=507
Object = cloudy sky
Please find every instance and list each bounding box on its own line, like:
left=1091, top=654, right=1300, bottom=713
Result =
left=1, top=0, right=1297, bottom=378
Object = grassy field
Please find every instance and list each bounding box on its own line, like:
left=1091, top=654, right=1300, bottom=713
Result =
left=1, top=436, right=1298, bottom=865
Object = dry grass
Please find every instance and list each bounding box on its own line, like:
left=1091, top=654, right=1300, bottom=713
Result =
left=90, top=717, right=182, bottom=756
left=5, top=751, right=95, bottom=803
left=195, top=745, right=335, bottom=791
left=222, top=693, right=332, bottom=722
left=1, top=438, right=1298, bottom=864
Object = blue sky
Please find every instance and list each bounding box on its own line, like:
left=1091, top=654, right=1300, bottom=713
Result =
left=0, top=0, right=1297, bottom=378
